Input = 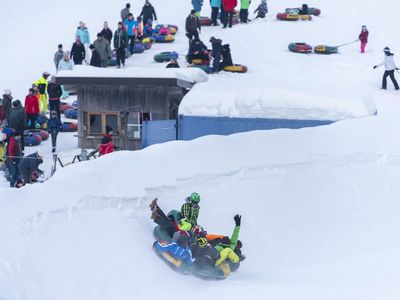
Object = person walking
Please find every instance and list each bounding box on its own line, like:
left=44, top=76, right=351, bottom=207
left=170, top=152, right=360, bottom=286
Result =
left=374, top=47, right=399, bottom=90
left=185, top=10, right=201, bottom=41
left=222, top=0, right=237, bottom=28
left=121, top=3, right=131, bottom=22
left=75, top=21, right=91, bottom=63
left=53, top=44, right=64, bottom=71
left=47, top=76, right=63, bottom=121
left=139, top=0, right=158, bottom=26
left=24, top=88, right=40, bottom=129
left=70, top=37, right=86, bottom=65
left=93, top=33, right=112, bottom=68
left=358, top=25, right=369, bottom=54
left=114, top=22, right=129, bottom=68
left=48, top=111, right=61, bottom=153
left=33, top=71, right=50, bottom=113
left=101, top=21, right=113, bottom=44
left=210, top=0, right=221, bottom=26
left=240, top=0, right=251, bottom=23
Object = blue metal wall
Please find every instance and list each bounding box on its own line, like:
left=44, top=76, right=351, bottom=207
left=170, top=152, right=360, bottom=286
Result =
left=141, top=119, right=177, bottom=148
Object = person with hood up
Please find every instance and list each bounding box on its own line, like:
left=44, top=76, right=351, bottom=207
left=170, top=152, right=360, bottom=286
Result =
left=24, top=88, right=40, bottom=129
left=185, top=10, right=201, bottom=41
left=358, top=25, right=369, bottom=54
left=222, top=0, right=237, bottom=28
left=121, top=3, right=131, bottom=22
left=8, top=100, right=26, bottom=152
left=18, top=151, right=43, bottom=184
left=254, top=0, right=268, bottom=19
left=89, top=44, right=101, bottom=67
left=192, top=0, right=203, bottom=16
left=114, top=21, right=129, bottom=68
left=210, top=0, right=222, bottom=26
left=75, top=21, right=91, bottom=63
left=154, top=235, right=194, bottom=265
left=33, top=71, right=50, bottom=113
left=58, top=51, right=74, bottom=71
left=2, top=89, right=13, bottom=125
left=53, top=44, right=64, bottom=70
left=93, top=33, right=112, bottom=68
left=101, top=21, right=113, bottom=44
left=70, top=36, right=86, bottom=65
left=139, top=1, right=157, bottom=26
left=374, top=47, right=399, bottom=90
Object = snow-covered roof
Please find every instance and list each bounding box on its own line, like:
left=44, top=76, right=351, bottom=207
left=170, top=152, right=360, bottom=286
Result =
left=179, top=83, right=377, bottom=121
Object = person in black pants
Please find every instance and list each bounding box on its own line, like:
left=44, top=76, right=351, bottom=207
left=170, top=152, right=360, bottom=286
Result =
left=185, top=10, right=201, bottom=42
left=114, top=22, right=128, bottom=68
left=70, top=37, right=86, bottom=65
left=47, top=76, right=63, bottom=121
left=374, top=47, right=400, bottom=90
left=210, top=36, right=223, bottom=73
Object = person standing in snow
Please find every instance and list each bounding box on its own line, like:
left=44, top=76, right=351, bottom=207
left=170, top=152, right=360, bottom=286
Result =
left=53, top=44, right=64, bottom=71
left=114, top=21, right=129, bottom=68
left=254, top=0, right=268, bottom=19
left=70, top=37, right=86, bottom=65
left=210, top=0, right=221, bottom=26
left=121, top=3, right=131, bottom=22
left=89, top=44, right=101, bottom=67
left=2, top=89, right=13, bottom=125
left=358, top=25, right=369, bottom=54
left=6, top=131, right=22, bottom=187
left=93, top=33, right=112, bottom=68
left=181, top=192, right=201, bottom=228
left=75, top=21, right=91, bottom=63
left=139, top=1, right=158, bottom=26
left=373, top=47, right=399, bottom=90
left=101, top=21, right=113, bottom=44
left=8, top=100, right=26, bottom=153
left=48, top=111, right=61, bottom=153
left=186, top=10, right=201, bottom=41
left=33, top=72, right=50, bottom=114
left=222, top=0, right=237, bottom=28
left=240, top=0, right=251, bottom=23
left=47, top=76, right=63, bottom=121
left=210, top=36, right=223, bottom=73
left=58, top=52, right=74, bottom=72
left=192, top=0, right=203, bottom=16
left=24, top=88, right=40, bottom=129
left=124, top=14, right=139, bottom=53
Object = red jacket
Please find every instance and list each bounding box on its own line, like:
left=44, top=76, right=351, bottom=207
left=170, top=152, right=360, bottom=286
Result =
left=7, top=136, right=21, bottom=159
left=223, top=0, right=237, bottom=12
left=99, top=141, right=115, bottom=156
left=359, top=30, right=369, bottom=43
left=24, top=95, right=40, bottom=115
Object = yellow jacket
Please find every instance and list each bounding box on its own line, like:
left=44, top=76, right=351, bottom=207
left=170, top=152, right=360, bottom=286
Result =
left=33, top=77, right=49, bottom=95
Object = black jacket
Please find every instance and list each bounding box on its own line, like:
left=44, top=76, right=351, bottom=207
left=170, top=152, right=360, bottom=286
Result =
left=2, top=94, right=12, bottom=120
left=191, top=244, right=220, bottom=267
left=166, top=62, right=180, bottom=68
left=70, top=42, right=86, bottom=63
left=18, top=152, right=43, bottom=183
left=47, top=83, right=63, bottom=100
left=90, top=50, right=101, bottom=67
left=189, top=40, right=207, bottom=55
left=186, top=15, right=201, bottom=32
left=8, top=102, right=26, bottom=133
left=222, top=44, right=233, bottom=66
left=140, top=5, right=157, bottom=24
left=101, top=28, right=113, bottom=43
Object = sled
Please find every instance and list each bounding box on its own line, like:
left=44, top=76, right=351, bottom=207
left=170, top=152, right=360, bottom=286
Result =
left=285, top=7, right=321, bottom=16
left=199, top=16, right=213, bottom=26
left=64, top=109, right=78, bottom=119
left=314, top=45, right=338, bottom=55
left=277, top=13, right=312, bottom=21
left=154, top=51, right=179, bottom=63
left=223, top=64, right=248, bottom=73
left=24, top=132, right=42, bottom=146
left=288, top=42, right=313, bottom=53
left=154, top=24, right=178, bottom=35
left=60, top=122, right=78, bottom=133
left=154, top=34, right=175, bottom=43
left=25, top=129, right=49, bottom=141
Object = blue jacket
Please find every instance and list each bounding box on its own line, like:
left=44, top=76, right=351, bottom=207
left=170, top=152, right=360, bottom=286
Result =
left=75, top=27, right=90, bottom=44
left=192, top=0, right=203, bottom=12
left=210, top=0, right=221, bottom=8
left=48, top=117, right=61, bottom=133
left=124, top=19, right=138, bottom=37
left=155, top=242, right=194, bottom=265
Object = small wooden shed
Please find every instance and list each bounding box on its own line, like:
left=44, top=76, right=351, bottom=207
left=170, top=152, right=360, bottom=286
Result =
left=56, top=67, right=207, bottom=150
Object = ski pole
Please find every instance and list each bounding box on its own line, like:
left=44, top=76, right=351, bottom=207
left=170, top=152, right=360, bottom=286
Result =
left=336, top=39, right=359, bottom=48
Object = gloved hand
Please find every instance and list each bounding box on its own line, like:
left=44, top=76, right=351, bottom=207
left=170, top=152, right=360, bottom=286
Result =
left=373, top=66, right=377, bottom=69
left=396, top=67, right=400, bottom=70
left=152, top=241, right=158, bottom=248
left=186, top=33, right=190, bottom=38
left=239, top=254, right=246, bottom=262
left=234, top=214, right=241, bottom=226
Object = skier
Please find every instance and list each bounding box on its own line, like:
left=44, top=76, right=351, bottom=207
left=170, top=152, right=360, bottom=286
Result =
left=8, top=100, right=26, bottom=152
left=2, top=89, right=13, bottom=125
left=18, top=151, right=43, bottom=185
left=48, top=111, right=61, bottom=153
left=254, top=0, right=268, bottom=19
left=24, top=88, right=40, bottom=129
left=210, top=0, right=221, bottom=26
left=47, top=76, right=63, bottom=120
left=373, top=47, right=399, bottom=90
left=139, top=1, right=158, bottom=26
left=222, top=0, right=237, bottom=28
left=6, top=131, right=22, bottom=187
left=114, top=21, right=129, bottom=68
left=358, top=25, right=369, bottom=54
left=70, top=37, right=86, bottom=65
left=166, top=57, right=180, bottom=68
left=192, top=0, right=203, bottom=16
left=121, top=3, right=131, bottom=22
left=240, top=0, right=251, bottom=23
left=124, top=14, right=139, bottom=53
left=181, top=192, right=201, bottom=227
left=93, top=33, right=112, bottom=68
left=53, top=44, right=64, bottom=71
left=210, top=36, right=223, bottom=73
left=185, top=10, right=201, bottom=42
left=100, top=21, right=113, bottom=44
left=89, top=44, right=101, bottom=67
left=75, top=21, right=91, bottom=63
left=154, top=235, right=194, bottom=265
left=58, top=52, right=74, bottom=71
left=33, top=71, right=50, bottom=113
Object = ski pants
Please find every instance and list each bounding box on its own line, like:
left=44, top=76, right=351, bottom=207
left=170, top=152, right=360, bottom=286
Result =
left=211, top=7, right=219, bottom=25
left=127, top=35, right=136, bottom=53
left=116, top=47, right=126, bottom=67
left=382, top=70, right=399, bottom=90
left=223, top=11, right=234, bottom=28
left=215, top=248, right=240, bottom=266
left=153, top=206, right=177, bottom=237
left=49, top=99, right=61, bottom=121
left=239, top=9, right=249, bottom=23
left=39, top=94, right=47, bottom=114
left=50, top=130, right=58, bottom=151
left=360, top=41, right=367, bottom=53
left=7, top=159, right=20, bottom=187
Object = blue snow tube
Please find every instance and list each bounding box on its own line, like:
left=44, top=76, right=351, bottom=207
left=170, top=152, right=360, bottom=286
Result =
left=154, top=34, right=175, bottom=43
left=64, top=109, right=78, bottom=119
left=60, top=122, right=78, bottom=132
left=132, top=44, right=145, bottom=54
left=154, top=51, right=179, bottom=63
left=24, top=132, right=42, bottom=147
left=72, top=100, right=78, bottom=108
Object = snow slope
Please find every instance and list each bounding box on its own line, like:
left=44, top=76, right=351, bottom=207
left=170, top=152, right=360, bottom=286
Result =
left=1, top=0, right=400, bottom=300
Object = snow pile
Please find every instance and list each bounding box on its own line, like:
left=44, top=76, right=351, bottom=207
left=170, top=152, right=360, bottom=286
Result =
left=180, top=83, right=377, bottom=120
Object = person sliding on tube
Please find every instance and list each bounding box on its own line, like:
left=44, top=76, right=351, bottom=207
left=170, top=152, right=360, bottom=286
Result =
left=154, top=235, right=194, bottom=265
left=181, top=192, right=201, bottom=228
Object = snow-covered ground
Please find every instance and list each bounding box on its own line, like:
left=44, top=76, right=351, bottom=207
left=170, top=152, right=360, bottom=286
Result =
left=1, top=0, right=400, bottom=299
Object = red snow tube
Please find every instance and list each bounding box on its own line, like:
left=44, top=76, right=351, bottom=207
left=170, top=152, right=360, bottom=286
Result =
left=199, top=17, right=213, bottom=26
left=25, top=129, right=49, bottom=141
left=60, top=102, right=74, bottom=113
left=288, top=42, right=313, bottom=53
left=60, top=122, right=78, bottom=132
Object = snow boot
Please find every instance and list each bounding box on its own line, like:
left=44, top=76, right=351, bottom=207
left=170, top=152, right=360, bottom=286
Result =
left=149, top=197, right=158, bottom=210
left=151, top=207, right=158, bottom=220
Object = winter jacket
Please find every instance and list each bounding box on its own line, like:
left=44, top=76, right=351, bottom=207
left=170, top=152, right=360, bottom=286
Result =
left=376, top=54, right=398, bottom=71
left=75, top=27, right=90, bottom=44
left=24, top=95, right=40, bottom=115
left=48, top=117, right=61, bottom=133
left=191, top=244, right=220, bottom=266
left=166, top=62, right=180, bottom=68
left=18, top=152, right=43, bottom=184
left=121, top=7, right=130, bottom=21
left=222, top=0, right=237, bottom=12
left=359, top=30, right=369, bottom=43
left=47, top=83, right=63, bottom=100
left=114, top=28, right=128, bottom=49
left=124, top=19, right=138, bottom=37
left=54, top=50, right=64, bottom=69
left=186, top=15, right=201, bottom=32
left=58, top=58, right=74, bottom=71
left=70, top=42, right=86, bottom=64
left=241, top=0, right=251, bottom=9
left=101, top=28, right=113, bottom=43
left=2, top=94, right=12, bottom=120
left=99, top=135, right=115, bottom=155
left=210, top=0, right=222, bottom=8
left=189, top=40, right=207, bottom=56
left=33, top=77, right=48, bottom=95
left=214, top=225, right=240, bottom=253
left=181, top=201, right=200, bottom=225
left=140, top=4, right=157, bottom=24
left=7, top=136, right=21, bottom=160
left=155, top=242, right=194, bottom=265
left=143, top=24, right=154, bottom=37
left=8, top=102, right=26, bottom=133
left=254, top=2, right=268, bottom=15
left=192, top=0, right=203, bottom=12
left=93, top=38, right=112, bottom=60
left=90, top=50, right=101, bottom=67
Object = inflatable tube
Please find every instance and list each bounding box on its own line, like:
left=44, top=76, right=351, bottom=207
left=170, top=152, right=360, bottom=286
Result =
left=64, top=109, right=78, bottom=119
left=223, top=64, right=248, bottom=73
left=24, top=132, right=42, bottom=147
left=141, top=37, right=153, bottom=50
left=60, top=122, right=78, bottom=132
left=34, top=115, right=48, bottom=129
left=72, top=100, right=78, bottom=108
left=107, top=57, right=117, bottom=66
left=25, top=129, right=49, bottom=141
left=188, top=64, right=211, bottom=74
left=314, top=45, right=338, bottom=55
left=277, top=13, right=312, bottom=21
left=154, top=24, right=178, bottom=35
left=154, top=35, right=175, bottom=43
left=154, top=51, right=179, bottom=63
left=132, top=44, right=145, bottom=54
left=288, top=42, right=313, bottom=53
left=60, top=103, right=74, bottom=113
left=199, top=17, right=213, bottom=26
left=286, top=7, right=321, bottom=16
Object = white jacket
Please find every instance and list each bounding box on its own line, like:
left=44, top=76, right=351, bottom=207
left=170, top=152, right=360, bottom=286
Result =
left=58, top=59, right=74, bottom=72
left=376, top=54, right=397, bottom=71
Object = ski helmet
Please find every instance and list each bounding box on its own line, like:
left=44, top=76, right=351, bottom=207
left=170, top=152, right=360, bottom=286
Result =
left=384, top=47, right=391, bottom=53
left=196, top=237, right=207, bottom=247
left=189, top=192, right=200, bottom=203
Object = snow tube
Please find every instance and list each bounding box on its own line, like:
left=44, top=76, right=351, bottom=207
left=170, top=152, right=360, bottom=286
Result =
left=34, top=114, right=48, bottom=129
left=64, top=109, right=78, bottom=119
left=72, top=100, right=78, bottom=108
left=314, top=45, right=338, bottom=55
left=154, top=51, right=179, bottom=63
left=199, top=17, right=213, bottom=26
left=60, top=102, right=74, bottom=113
left=185, top=55, right=210, bottom=65
left=24, top=132, right=42, bottom=147
left=141, top=37, right=153, bottom=49
left=188, top=64, right=211, bottom=74
left=154, top=24, right=178, bottom=35
left=108, top=49, right=131, bottom=66
left=25, top=129, right=49, bottom=141
left=277, top=13, right=312, bottom=21
left=288, top=42, right=313, bottom=53
left=285, top=7, right=321, bottom=16
left=223, top=64, right=248, bottom=73
left=60, top=122, right=78, bottom=132
left=132, top=44, right=145, bottom=54
left=154, top=34, right=175, bottom=43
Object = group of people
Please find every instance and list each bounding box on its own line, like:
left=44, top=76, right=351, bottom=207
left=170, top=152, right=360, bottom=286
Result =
left=150, top=194, right=245, bottom=271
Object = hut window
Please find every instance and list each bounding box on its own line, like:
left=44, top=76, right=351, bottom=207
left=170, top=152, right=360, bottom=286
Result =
left=87, top=112, right=120, bottom=135
left=89, top=114, right=102, bottom=134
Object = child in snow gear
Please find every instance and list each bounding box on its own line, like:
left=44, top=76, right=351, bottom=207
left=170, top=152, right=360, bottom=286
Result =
left=93, top=33, right=112, bottom=68
left=121, top=3, right=131, bottom=22
left=222, top=0, right=237, bottom=28
left=18, top=151, right=43, bottom=184
left=143, top=19, right=154, bottom=38
left=359, top=25, right=369, bottom=54
left=374, top=47, right=399, bottom=90
left=33, top=72, right=50, bottom=114
left=210, top=37, right=223, bottom=72
left=166, top=58, right=180, bottom=68
left=191, top=237, right=221, bottom=267
left=89, top=44, right=101, bottom=67
left=139, top=1, right=157, bottom=26
left=24, top=88, right=40, bottom=129
left=114, top=22, right=129, bottom=68
left=154, top=235, right=194, bottom=265
left=181, top=192, right=201, bottom=227
left=58, top=52, right=74, bottom=71
left=213, top=215, right=241, bottom=266
left=70, top=37, right=86, bottom=65
left=48, top=110, right=61, bottom=153
left=210, top=0, right=221, bottom=26
left=254, top=0, right=268, bottom=19
left=240, top=0, right=251, bottom=23
left=158, top=24, right=171, bottom=35
left=54, top=44, right=64, bottom=71
left=47, top=76, right=63, bottom=121
left=186, top=10, right=201, bottom=41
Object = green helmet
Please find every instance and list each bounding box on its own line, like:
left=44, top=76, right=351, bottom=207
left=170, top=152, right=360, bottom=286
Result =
left=189, top=192, right=200, bottom=203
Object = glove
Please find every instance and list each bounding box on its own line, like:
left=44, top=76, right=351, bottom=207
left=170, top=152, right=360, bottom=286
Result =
left=234, top=214, right=241, bottom=226
left=239, top=254, right=246, bottom=262
left=373, top=66, right=377, bottom=69
left=152, top=241, right=158, bottom=248
left=186, top=33, right=190, bottom=38
left=396, top=68, right=400, bottom=70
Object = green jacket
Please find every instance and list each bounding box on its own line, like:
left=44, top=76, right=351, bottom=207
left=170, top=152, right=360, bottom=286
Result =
left=241, top=0, right=251, bottom=9
left=181, top=202, right=200, bottom=225
left=215, top=225, right=240, bottom=252
left=114, top=28, right=128, bottom=49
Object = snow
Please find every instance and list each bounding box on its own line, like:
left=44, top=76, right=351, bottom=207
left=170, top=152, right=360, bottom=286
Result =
left=1, top=0, right=400, bottom=300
